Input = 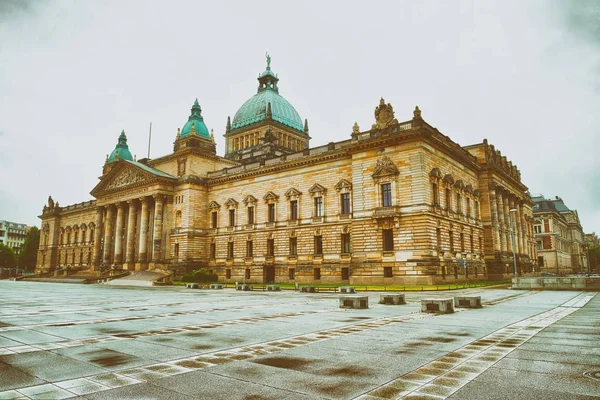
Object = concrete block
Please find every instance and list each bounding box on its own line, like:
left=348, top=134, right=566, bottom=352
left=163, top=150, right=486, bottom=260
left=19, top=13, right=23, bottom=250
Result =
left=339, top=286, right=355, bottom=293
left=300, top=286, right=316, bottom=293
left=339, top=295, right=369, bottom=309
left=267, top=285, right=281, bottom=291
left=421, top=298, right=454, bottom=313
left=454, top=295, right=481, bottom=308
left=379, top=294, right=405, bottom=305
left=185, top=283, right=199, bottom=289
left=236, top=284, right=253, bottom=291
left=209, top=284, right=223, bottom=289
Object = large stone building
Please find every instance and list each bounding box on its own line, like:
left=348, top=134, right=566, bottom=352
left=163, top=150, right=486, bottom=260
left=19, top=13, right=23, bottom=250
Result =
left=36, top=57, right=536, bottom=283
left=0, top=220, right=28, bottom=253
left=532, top=195, right=588, bottom=274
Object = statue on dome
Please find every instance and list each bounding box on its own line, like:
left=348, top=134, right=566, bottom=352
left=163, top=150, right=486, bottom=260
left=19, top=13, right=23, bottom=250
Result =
left=47, top=196, right=54, bottom=209
left=266, top=52, right=271, bottom=68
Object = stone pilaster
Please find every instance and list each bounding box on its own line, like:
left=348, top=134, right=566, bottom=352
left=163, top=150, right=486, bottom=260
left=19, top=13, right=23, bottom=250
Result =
left=113, top=202, right=125, bottom=265
left=488, top=186, right=501, bottom=252
left=93, top=207, right=104, bottom=268
left=152, top=194, right=164, bottom=262
left=496, top=190, right=506, bottom=252
left=102, top=205, right=114, bottom=265
left=125, top=199, right=137, bottom=267
left=138, top=197, right=149, bottom=264
left=503, top=193, right=511, bottom=253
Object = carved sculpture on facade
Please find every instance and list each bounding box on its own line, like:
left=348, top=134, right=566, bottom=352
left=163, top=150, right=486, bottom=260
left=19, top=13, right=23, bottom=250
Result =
left=106, top=168, right=146, bottom=190
left=372, top=156, right=399, bottom=178
left=372, top=98, right=398, bottom=130
left=482, top=139, right=522, bottom=181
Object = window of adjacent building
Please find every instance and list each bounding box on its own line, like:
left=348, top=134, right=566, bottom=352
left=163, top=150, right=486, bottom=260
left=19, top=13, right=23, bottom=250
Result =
left=228, top=209, right=235, bottom=227
left=536, top=241, right=542, bottom=250
left=340, top=193, right=351, bottom=214
left=290, top=200, right=298, bottom=220
left=384, top=266, right=393, bottom=277
left=227, top=241, right=234, bottom=259
left=174, top=243, right=179, bottom=258
left=341, top=267, right=349, bottom=280
left=268, top=204, right=276, bottom=223
left=543, top=236, right=551, bottom=249
left=211, top=211, right=218, bottom=228
left=314, top=267, right=321, bottom=280
left=247, top=206, right=254, bottom=225
left=289, top=268, right=295, bottom=279
left=267, top=238, right=275, bottom=256
left=289, top=237, right=297, bottom=256
left=456, top=193, right=462, bottom=214
left=445, top=188, right=451, bottom=210
left=449, top=231, right=454, bottom=252
left=314, top=235, right=323, bottom=255
left=314, top=196, right=323, bottom=217
left=381, top=183, right=392, bottom=207
left=246, top=240, right=253, bottom=257
left=210, top=243, right=216, bottom=258
left=470, top=234, right=474, bottom=253
left=432, top=182, right=439, bottom=206
left=534, top=225, right=541, bottom=234
left=436, top=228, right=442, bottom=249
left=460, top=233, right=465, bottom=252
left=226, top=269, right=231, bottom=279
left=341, top=233, right=350, bottom=253
left=383, top=229, right=394, bottom=251
left=543, top=219, right=550, bottom=233
left=245, top=268, right=251, bottom=279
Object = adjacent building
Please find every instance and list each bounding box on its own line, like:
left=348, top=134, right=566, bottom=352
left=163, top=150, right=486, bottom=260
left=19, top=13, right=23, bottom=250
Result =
left=532, top=195, right=588, bottom=274
left=36, top=57, right=536, bottom=283
left=0, top=220, right=28, bottom=253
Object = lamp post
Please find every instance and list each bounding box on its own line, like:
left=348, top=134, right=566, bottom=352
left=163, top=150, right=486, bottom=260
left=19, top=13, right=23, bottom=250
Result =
left=509, top=209, right=518, bottom=276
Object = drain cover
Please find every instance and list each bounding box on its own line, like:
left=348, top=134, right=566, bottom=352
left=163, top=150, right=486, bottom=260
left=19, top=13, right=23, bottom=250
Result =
left=583, top=371, right=600, bottom=381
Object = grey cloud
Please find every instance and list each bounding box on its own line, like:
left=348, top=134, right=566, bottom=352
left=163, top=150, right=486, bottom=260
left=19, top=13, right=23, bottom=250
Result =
left=560, top=1, right=600, bottom=47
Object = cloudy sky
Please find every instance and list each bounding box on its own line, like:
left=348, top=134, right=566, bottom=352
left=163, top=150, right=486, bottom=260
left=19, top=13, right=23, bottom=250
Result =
left=1, top=0, right=599, bottom=233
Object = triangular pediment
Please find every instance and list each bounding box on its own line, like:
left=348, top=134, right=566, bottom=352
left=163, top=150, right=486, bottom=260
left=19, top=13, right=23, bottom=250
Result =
left=224, top=198, right=239, bottom=208
left=91, top=160, right=175, bottom=197
left=243, top=195, right=257, bottom=205
left=263, top=191, right=279, bottom=202
left=285, top=187, right=302, bottom=198
left=308, top=183, right=327, bottom=194
left=208, top=201, right=221, bottom=210
left=334, top=179, right=352, bottom=191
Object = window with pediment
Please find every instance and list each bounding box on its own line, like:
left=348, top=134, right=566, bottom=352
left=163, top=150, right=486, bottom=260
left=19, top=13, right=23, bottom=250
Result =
left=308, top=184, right=327, bottom=218
left=208, top=201, right=220, bottom=229
left=285, top=188, right=302, bottom=221
left=243, top=195, right=257, bottom=225
left=263, top=192, right=279, bottom=223
left=429, top=168, right=443, bottom=207
left=372, top=156, right=399, bottom=208
left=335, top=179, right=352, bottom=215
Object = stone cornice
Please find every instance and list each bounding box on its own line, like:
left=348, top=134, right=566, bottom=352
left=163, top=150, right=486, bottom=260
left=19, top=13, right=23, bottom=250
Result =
left=149, top=147, right=240, bottom=168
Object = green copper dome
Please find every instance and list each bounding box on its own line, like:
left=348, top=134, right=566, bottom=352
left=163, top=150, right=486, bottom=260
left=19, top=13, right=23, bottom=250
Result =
left=231, top=57, right=304, bottom=132
left=108, top=130, right=133, bottom=162
left=180, top=99, right=210, bottom=139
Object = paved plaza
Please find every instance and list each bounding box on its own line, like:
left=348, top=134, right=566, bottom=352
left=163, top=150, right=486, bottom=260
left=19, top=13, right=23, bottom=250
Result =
left=0, top=282, right=598, bottom=399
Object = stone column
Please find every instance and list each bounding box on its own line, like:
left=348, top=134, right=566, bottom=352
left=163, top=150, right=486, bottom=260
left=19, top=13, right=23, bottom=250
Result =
left=125, top=199, right=137, bottom=265
left=514, top=202, right=522, bottom=254
left=138, top=197, right=149, bottom=263
left=496, top=190, right=506, bottom=252
left=113, top=202, right=125, bottom=265
left=102, top=205, right=114, bottom=265
left=93, top=207, right=103, bottom=267
left=488, top=185, right=501, bottom=252
left=152, top=194, right=165, bottom=262
left=504, top=194, right=511, bottom=253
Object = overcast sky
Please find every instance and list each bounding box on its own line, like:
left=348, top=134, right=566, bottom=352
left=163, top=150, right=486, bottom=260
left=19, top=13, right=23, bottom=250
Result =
left=1, top=0, right=598, bottom=233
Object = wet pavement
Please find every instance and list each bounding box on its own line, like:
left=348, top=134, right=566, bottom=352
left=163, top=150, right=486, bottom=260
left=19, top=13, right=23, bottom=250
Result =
left=0, top=281, right=598, bottom=399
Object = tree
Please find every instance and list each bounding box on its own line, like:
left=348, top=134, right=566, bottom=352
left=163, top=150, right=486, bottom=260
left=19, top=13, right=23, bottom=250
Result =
left=18, top=226, right=40, bottom=272
left=0, top=243, right=17, bottom=269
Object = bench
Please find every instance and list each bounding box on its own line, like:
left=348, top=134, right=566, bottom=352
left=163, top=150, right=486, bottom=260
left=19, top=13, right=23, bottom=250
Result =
left=454, top=296, right=482, bottom=308
left=421, top=298, right=454, bottom=314
left=339, top=286, right=355, bottom=293
left=339, top=295, right=369, bottom=309
left=209, top=284, right=223, bottom=290
left=380, top=294, right=405, bottom=305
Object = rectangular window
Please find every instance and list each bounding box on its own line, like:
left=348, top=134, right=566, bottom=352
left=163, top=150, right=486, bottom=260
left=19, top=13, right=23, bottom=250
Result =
left=449, top=231, right=454, bottom=252
left=211, top=211, right=218, bottom=228
left=466, top=198, right=471, bottom=217
left=245, top=268, right=251, bottom=279
left=543, top=236, right=551, bottom=249
left=432, top=183, right=439, bottom=206
left=341, top=267, right=349, bottom=280
left=474, top=200, right=479, bottom=219
left=340, top=193, right=351, bottom=214
left=289, top=268, right=295, bottom=279
left=267, top=238, right=275, bottom=256
left=268, top=204, right=276, bottom=223
left=456, top=193, right=461, bottom=214
left=470, top=234, right=474, bottom=253
left=384, top=266, right=393, bottom=277
left=210, top=243, right=216, bottom=258
left=227, top=241, right=234, bottom=259
left=341, top=233, right=350, bottom=253
left=383, top=229, right=394, bottom=251
left=436, top=228, right=442, bottom=249
left=445, top=188, right=451, bottom=210
left=314, top=196, right=323, bottom=217
left=247, top=206, right=254, bottom=225
left=229, top=209, right=235, bottom=226
left=543, top=219, right=550, bottom=233
left=289, top=237, right=297, bottom=255
left=534, top=225, right=541, bottom=234
left=290, top=200, right=298, bottom=220
left=381, top=183, right=392, bottom=207
left=460, top=233, right=465, bottom=252
left=226, top=269, right=231, bottom=279
left=246, top=241, right=253, bottom=257
left=314, top=267, right=321, bottom=280
left=314, top=235, right=323, bottom=255
left=536, top=241, right=542, bottom=250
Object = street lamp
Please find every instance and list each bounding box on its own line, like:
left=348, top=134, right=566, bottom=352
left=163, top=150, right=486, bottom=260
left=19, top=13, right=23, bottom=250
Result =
left=509, top=209, right=518, bottom=276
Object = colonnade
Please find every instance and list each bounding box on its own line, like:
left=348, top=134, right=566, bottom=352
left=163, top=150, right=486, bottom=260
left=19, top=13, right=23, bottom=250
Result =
left=488, top=184, right=532, bottom=258
left=92, top=194, right=167, bottom=268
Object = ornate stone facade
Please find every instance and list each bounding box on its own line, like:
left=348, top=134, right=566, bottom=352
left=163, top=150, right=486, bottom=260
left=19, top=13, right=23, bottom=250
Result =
left=37, top=61, right=536, bottom=283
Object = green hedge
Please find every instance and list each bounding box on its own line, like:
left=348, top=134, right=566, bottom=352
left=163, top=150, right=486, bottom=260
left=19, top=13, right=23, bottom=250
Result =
left=181, top=268, right=218, bottom=283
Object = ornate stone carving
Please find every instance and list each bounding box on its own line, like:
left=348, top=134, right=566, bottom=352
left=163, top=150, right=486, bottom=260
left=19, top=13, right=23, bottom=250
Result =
left=106, top=168, right=146, bottom=190
left=372, top=98, right=398, bottom=130
left=372, top=156, right=399, bottom=178
left=352, top=122, right=360, bottom=134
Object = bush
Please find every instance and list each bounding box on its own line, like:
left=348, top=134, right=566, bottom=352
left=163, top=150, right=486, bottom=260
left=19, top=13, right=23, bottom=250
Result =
left=181, top=268, right=218, bottom=283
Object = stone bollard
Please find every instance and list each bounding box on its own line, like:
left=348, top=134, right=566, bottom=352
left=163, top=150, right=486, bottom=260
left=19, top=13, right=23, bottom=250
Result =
left=237, top=284, right=252, bottom=291
left=339, top=295, right=369, bottom=309
left=454, top=296, right=482, bottom=308
left=300, top=286, right=316, bottom=293
left=379, top=294, right=405, bottom=305
left=267, top=285, right=281, bottom=291
left=421, top=298, right=454, bottom=314
left=210, top=284, right=223, bottom=290
left=339, top=286, right=355, bottom=293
